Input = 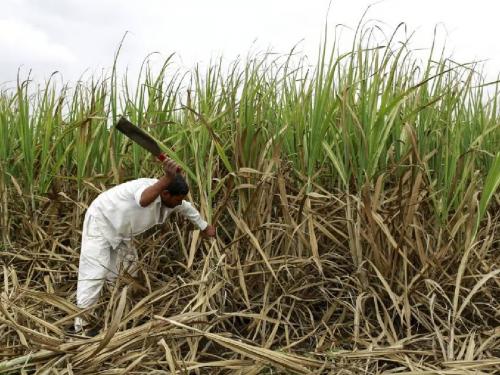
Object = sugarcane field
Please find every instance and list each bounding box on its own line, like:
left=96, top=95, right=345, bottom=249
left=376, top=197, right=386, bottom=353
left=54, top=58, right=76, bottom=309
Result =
left=1, top=3, right=500, bottom=374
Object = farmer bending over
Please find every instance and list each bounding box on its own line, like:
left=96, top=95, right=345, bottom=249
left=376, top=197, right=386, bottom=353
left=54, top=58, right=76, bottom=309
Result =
left=74, top=158, right=215, bottom=336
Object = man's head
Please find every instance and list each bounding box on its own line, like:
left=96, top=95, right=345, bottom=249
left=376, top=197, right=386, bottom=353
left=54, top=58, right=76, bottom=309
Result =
left=160, top=174, right=189, bottom=208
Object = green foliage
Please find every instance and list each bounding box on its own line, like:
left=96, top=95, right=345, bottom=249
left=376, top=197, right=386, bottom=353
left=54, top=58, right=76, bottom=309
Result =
left=0, top=26, right=498, bottom=220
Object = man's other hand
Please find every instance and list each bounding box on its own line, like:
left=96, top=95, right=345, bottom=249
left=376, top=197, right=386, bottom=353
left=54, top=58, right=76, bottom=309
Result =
left=201, top=225, right=216, bottom=238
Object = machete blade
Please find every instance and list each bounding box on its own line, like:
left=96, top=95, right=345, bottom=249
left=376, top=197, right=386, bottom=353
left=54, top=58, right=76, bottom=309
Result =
left=115, top=117, right=163, bottom=158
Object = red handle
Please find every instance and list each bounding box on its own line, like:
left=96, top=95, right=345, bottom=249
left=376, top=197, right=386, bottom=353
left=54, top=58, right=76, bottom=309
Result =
left=158, top=153, right=181, bottom=173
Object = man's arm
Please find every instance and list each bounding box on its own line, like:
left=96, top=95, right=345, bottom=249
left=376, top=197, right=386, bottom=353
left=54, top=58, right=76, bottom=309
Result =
left=138, top=158, right=179, bottom=207
left=177, top=201, right=208, bottom=229
left=178, top=201, right=216, bottom=237
left=138, top=175, right=171, bottom=207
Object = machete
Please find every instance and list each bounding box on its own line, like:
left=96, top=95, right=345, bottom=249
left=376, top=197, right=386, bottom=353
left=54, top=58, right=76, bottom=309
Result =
left=115, top=117, right=180, bottom=171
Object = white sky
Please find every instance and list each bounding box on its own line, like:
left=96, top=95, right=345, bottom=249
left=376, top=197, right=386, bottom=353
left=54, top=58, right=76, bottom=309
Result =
left=1, top=0, right=500, bottom=86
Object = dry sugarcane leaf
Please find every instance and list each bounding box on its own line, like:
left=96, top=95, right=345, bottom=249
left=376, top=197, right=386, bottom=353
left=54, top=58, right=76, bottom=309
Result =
left=78, top=286, right=129, bottom=362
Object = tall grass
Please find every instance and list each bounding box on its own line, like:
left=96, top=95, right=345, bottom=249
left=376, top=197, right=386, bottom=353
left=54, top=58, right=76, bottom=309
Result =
left=0, top=25, right=499, bottom=373
left=0, top=23, right=498, bottom=289
left=1, top=30, right=498, bottom=210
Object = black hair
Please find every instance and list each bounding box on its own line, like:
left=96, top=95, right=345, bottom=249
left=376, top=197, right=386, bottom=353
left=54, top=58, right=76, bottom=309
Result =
left=165, top=174, right=189, bottom=196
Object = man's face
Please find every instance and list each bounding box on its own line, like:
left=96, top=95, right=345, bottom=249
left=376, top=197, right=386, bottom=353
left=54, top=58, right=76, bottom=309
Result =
left=160, top=191, right=186, bottom=208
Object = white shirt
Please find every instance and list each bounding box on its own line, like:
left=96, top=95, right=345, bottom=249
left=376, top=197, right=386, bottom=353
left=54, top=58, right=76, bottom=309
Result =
left=86, top=178, right=208, bottom=248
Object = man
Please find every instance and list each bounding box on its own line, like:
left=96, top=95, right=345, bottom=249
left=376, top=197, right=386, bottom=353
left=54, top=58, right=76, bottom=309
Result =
left=74, top=158, right=215, bottom=335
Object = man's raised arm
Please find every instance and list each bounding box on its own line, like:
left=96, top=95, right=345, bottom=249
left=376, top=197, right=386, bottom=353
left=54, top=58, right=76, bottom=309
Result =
left=138, top=158, right=179, bottom=207
left=138, top=176, right=171, bottom=207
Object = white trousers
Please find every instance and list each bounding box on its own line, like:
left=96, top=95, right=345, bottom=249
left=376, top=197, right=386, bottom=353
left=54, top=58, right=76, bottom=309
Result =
left=75, top=213, right=137, bottom=330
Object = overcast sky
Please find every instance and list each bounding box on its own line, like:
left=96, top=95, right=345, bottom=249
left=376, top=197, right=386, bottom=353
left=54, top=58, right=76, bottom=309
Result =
left=2, top=0, right=500, bottom=86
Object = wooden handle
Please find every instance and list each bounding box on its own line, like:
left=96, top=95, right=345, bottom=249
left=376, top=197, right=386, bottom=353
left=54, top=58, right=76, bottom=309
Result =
left=158, top=153, right=181, bottom=173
